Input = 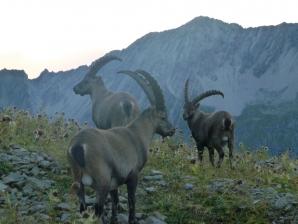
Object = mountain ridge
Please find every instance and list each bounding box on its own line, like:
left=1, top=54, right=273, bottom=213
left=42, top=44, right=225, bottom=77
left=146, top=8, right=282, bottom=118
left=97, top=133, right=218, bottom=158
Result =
left=1, top=17, right=298, bottom=153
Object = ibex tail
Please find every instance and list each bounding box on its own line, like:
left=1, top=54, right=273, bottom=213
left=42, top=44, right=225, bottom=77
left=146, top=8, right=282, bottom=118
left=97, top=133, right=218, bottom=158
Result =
left=71, top=145, right=85, bottom=168
left=223, top=118, right=233, bottom=130
left=121, top=100, right=134, bottom=119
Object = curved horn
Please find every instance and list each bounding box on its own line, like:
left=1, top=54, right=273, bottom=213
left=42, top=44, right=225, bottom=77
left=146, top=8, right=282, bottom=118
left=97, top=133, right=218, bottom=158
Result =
left=192, top=90, right=224, bottom=105
left=135, top=70, right=166, bottom=112
left=117, top=70, right=156, bottom=106
left=184, top=79, right=190, bottom=103
left=87, top=55, right=122, bottom=77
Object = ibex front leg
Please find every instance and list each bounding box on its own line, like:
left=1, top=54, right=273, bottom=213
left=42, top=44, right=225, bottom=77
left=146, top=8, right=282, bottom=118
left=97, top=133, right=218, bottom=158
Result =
left=208, top=147, right=215, bottom=167
left=127, top=175, right=138, bottom=224
left=110, top=189, right=119, bottom=224
left=196, top=142, right=204, bottom=164
left=77, top=182, right=87, bottom=213
left=228, top=139, right=234, bottom=169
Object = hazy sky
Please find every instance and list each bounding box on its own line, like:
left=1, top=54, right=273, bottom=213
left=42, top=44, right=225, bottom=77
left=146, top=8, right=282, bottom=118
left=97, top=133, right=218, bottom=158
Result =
left=1, top=0, right=298, bottom=78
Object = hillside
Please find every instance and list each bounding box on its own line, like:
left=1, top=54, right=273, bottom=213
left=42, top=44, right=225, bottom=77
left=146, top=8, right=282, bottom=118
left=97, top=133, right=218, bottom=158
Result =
left=1, top=16, right=298, bottom=152
left=0, top=108, right=298, bottom=224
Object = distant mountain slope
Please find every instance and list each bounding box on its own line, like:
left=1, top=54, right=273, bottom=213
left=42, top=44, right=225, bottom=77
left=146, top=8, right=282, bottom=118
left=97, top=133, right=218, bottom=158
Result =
left=1, top=16, right=298, bottom=153
left=0, top=69, right=32, bottom=110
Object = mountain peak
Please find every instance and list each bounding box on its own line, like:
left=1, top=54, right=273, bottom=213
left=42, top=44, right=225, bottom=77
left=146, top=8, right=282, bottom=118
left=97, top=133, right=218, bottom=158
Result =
left=40, top=68, right=49, bottom=75
left=0, top=68, right=28, bottom=78
left=190, top=16, right=221, bottom=23
left=181, top=16, right=243, bottom=30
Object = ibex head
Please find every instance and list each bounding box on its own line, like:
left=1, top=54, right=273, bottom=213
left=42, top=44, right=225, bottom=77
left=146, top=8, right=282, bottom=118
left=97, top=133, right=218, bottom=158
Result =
left=118, top=70, right=175, bottom=138
left=73, top=55, right=121, bottom=96
left=183, top=79, right=224, bottom=120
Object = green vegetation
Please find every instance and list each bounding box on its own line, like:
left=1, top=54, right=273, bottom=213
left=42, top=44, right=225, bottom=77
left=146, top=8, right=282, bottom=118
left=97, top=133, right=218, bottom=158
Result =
left=0, top=107, right=298, bottom=223
left=236, top=99, right=298, bottom=154
left=0, top=107, right=81, bottom=163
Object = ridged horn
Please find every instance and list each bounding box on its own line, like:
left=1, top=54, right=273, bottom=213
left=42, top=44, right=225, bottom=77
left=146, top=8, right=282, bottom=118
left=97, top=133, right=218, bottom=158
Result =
left=87, top=55, right=122, bottom=77
left=192, top=90, right=224, bottom=105
left=184, top=79, right=190, bottom=103
left=135, top=70, right=166, bottom=112
left=117, top=70, right=156, bottom=106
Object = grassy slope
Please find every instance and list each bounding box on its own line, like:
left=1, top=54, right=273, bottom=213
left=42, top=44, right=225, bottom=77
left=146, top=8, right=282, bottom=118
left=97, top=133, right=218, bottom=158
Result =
left=0, top=107, right=297, bottom=224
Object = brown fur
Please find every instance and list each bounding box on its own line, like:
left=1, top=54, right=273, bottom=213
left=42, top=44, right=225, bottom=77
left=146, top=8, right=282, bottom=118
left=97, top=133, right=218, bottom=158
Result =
left=73, top=55, right=140, bottom=129
left=68, top=70, right=175, bottom=224
left=183, top=80, right=234, bottom=168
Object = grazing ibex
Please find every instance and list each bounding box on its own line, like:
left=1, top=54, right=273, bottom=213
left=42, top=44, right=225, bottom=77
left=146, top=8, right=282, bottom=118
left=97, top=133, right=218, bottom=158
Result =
left=183, top=79, right=234, bottom=168
left=73, top=55, right=140, bottom=129
left=68, top=70, right=175, bottom=223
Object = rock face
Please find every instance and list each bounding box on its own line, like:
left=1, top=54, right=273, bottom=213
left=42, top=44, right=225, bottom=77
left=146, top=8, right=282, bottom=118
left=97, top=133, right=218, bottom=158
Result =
left=0, top=146, right=61, bottom=222
left=1, top=16, right=298, bottom=152
left=208, top=178, right=298, bottom=224
left=0, top=146, right=168, bottom=223
left=0, top=69, right=31, bottom=111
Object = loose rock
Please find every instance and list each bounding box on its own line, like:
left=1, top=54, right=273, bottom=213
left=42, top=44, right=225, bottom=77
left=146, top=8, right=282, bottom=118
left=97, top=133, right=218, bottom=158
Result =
left=145, top=216, right=167, bottom=224
left=145, top=187, right=157, bottom=193
left=184, top=183, right=194, bottom=190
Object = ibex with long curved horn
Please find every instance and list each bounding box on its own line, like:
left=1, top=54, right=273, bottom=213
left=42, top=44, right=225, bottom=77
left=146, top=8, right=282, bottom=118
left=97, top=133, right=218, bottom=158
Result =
left=183, top=79, right=234, bottom=168
left=73, top=55, right=139, bottom=129
left=68, top=70, right=175, bottom=223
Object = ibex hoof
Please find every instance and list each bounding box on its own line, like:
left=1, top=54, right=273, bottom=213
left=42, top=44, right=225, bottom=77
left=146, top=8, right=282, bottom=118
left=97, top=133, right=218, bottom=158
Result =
left=189, top=158, right=196, bottom=164
left=79, top=203, right=86, bottom=213
left=230, top=163, right=236, bottom=170
left=110, top=218, right=118, bottom=224
left=129, top=221, right=137, bottom=224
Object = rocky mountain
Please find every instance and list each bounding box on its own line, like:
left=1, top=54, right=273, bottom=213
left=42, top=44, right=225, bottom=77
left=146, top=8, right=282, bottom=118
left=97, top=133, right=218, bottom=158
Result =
left=0, top=69, right=32, bottom=111
left=1, top=16, right=298, bottom=153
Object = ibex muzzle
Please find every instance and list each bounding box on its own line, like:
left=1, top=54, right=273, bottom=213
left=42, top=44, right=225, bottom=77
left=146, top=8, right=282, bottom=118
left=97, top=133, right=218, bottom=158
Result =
left=156, top=110, right=175, bottom=137
left=73, top=77, right=101, bottom=96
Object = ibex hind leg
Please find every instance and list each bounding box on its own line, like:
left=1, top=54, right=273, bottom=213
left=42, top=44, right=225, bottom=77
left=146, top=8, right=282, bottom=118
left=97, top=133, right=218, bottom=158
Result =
left=228, top=139, right=235, bottom=169
left=69, top=162, right=87, bottom=212
left=77, top=183, right=87, bottom=213
left=196, top=142, right=205, bottom=164
left=207, top=147, right=215, bottom=167
left=127, top=175, right=138, bottom=224
left=215, top=146, right=224, bottom=168
left=94, top=186, right=109, bottom=224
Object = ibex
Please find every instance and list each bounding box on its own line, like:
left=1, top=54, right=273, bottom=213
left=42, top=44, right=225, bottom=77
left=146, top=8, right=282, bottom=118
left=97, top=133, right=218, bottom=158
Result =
left=68, top=70, right=175, bottom=223
left=73, top=55, right=140, bottom=129
left=183, top=79, right=234, bottom=168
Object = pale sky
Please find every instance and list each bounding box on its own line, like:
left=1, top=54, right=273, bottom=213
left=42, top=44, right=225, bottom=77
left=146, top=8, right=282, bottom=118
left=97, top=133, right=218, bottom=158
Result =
left=1, top=0, right=298, bottom=79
